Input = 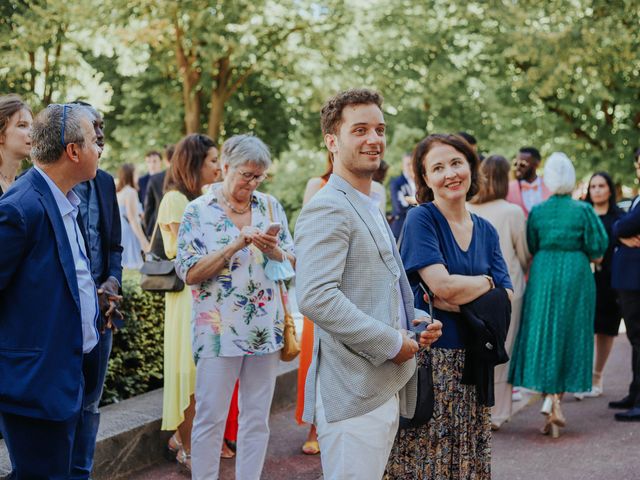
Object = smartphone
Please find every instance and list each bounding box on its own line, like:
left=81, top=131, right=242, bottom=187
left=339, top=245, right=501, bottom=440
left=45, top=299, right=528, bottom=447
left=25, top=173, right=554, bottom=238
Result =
left=264, top=222, right=281, bottom=236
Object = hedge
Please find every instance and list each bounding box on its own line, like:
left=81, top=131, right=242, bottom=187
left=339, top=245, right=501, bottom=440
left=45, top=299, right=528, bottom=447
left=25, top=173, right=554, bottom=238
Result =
left=102, top=269, right=166, bottom=405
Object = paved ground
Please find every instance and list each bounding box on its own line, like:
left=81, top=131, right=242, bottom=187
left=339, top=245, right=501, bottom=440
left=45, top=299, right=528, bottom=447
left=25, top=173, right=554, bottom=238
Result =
left=131, top=336, right=638, bottom=479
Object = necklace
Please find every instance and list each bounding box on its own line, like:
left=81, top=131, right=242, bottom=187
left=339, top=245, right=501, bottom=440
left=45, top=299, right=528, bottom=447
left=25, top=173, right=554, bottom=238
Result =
left=0, top=171, right=14, bottom=190
left=220, top=187, right=251, bottom=214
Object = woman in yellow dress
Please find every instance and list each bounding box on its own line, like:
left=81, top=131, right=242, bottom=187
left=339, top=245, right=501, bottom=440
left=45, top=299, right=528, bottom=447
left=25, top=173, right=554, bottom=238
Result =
left=157, top=134, right=222, bottom=470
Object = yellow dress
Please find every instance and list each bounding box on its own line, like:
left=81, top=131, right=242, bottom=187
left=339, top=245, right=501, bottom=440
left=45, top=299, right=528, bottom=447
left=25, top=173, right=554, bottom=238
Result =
left=158, top=190, right=196, bottom=430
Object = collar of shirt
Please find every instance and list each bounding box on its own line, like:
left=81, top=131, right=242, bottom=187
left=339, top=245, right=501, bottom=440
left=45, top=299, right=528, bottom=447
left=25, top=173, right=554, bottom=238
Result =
left=519, top=177, right=541, bottom=191
left=34, top=165, right=81, bottom=218
left=205, top=183, right=258, bottom=207
left=355, top=187, right=382, bottom=217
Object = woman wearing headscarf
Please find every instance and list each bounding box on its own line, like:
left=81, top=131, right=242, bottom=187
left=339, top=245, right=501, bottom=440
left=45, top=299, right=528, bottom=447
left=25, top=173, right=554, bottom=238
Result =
left=509, top=152, right=608, bottom=437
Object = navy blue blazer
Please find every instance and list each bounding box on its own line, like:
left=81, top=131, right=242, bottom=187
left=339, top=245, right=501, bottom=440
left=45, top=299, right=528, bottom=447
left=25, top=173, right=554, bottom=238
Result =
left=612, top=197, right=640, bottom=291
left=389, top=174, right=413, bottom=239
left=84, top=169, right=123, bottom=286
left=0, top=168, right=88, bottom=421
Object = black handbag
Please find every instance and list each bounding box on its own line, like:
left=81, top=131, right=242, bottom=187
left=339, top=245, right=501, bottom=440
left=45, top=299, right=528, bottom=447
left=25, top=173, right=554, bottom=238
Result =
left=398, top=284, right=435, bottom=430
left=140, top=224, right=185, bottom=293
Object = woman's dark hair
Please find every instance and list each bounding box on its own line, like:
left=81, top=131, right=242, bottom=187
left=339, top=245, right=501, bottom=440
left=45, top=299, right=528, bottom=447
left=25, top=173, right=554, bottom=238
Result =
left=372, top=159, right=389, bottom=183
left=412, top=133, right=480, bottom=204
left=164, top=134, right=216, bottom=200
left=585, top=171, right=618, bottom=213
left=117, top=163, right=136, bottom=192
left=471, top=155, right=510, bottom=204
left=320, top=153, right=334, bottom=182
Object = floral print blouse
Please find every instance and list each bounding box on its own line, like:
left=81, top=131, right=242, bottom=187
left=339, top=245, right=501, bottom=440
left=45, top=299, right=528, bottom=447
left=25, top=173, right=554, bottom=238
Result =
left=176, top=185, right=294, bottom=360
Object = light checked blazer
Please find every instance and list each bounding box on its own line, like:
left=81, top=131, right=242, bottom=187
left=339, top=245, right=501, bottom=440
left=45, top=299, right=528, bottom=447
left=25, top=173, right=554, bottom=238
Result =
left=295, top=173, right=418, bottom=424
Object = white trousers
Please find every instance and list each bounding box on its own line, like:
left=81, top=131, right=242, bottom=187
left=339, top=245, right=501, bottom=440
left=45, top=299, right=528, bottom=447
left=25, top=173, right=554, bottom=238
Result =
left=314, top=380, right=399, bottom=480
left=191, top=352, right=280, bottom=480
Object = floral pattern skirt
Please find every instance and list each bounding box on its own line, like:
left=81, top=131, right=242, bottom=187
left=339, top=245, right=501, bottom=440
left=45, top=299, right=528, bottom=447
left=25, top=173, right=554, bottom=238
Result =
left=384, top=348, right=491, bottom=480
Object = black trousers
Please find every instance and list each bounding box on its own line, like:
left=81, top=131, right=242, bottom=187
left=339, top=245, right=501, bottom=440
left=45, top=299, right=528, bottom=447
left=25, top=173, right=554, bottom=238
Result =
left=618, top=290, right=640, bottom=406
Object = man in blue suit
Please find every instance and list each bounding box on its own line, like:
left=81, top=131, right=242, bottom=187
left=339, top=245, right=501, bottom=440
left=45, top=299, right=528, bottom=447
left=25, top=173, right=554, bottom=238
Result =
left=610, top=148, right=640, bottom=422
left=69, top=102, right=123, bottom=479
left=0, top=103, right=103, bottom=478
left=389, top=153, right=417, bottom=240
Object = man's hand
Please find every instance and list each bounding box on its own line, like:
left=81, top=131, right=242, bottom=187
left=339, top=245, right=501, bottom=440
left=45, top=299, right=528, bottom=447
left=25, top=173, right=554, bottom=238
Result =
left=415, top=319, right=443, bottom=347
left=620, top=235, right=640, bottom=248
left=98, top=276, right=123, bottom=332
left=391, top=333, right=419, bottom=365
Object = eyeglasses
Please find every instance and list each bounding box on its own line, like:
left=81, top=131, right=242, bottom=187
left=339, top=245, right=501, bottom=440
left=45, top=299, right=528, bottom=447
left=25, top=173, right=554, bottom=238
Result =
left=235, top=169, right=267, bottom=183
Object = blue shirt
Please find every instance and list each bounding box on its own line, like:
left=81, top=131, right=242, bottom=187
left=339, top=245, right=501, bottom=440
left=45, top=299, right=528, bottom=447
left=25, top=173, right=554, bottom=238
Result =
left=401, top=202, right=512, bottom=349
left=34, top=166, right=99, bottom=353
left=73, top=180, right=104, bottom=284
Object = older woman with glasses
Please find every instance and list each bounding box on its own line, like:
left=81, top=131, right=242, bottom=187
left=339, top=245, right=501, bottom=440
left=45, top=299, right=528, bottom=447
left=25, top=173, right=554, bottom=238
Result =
left=176, top=134, right=295, bottom=480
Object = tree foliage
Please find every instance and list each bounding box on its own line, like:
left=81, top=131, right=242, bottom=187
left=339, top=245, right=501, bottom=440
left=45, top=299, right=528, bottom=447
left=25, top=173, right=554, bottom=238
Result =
left=1, top=0, right=638, bottom=196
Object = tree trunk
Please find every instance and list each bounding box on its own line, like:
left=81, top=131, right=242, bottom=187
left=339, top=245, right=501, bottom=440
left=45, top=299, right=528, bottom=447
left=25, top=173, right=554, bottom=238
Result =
left=207, top=89, right=225, bottom=142
left=173, top=10, right=201, bottom=134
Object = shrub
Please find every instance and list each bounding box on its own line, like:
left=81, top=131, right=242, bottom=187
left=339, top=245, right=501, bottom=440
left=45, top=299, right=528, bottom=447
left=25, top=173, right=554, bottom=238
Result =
left=102, top=270, right=165, bottom=405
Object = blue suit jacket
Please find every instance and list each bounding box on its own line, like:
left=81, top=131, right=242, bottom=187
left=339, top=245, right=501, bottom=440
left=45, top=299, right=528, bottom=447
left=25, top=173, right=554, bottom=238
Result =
left=0, top=168, right=87, bottom=421
left=389, top=174, right=413, bottom=239
left=612, top=197, right=640, bottom=291
left=78, top=170, right=123, bottom=286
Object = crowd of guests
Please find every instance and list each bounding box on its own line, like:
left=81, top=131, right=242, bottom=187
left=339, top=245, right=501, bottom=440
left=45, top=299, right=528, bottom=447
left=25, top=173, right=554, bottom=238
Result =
left=1, top=87, right=639, bottom=480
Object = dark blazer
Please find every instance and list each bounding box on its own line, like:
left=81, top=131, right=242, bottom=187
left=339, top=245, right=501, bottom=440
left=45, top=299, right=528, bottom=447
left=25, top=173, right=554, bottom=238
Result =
left=459, top=287, right=512, bottom=406
left=91, top=169, right=123, bottom=286
left=138, top=173, right=151, bottom=205
left=0, top=168, right=88, bottom=421
left=612, top=196, right=640, bottom=291
left=143, top=170, right=166, bottom=236
left=389, top=174, right=413, bottom=239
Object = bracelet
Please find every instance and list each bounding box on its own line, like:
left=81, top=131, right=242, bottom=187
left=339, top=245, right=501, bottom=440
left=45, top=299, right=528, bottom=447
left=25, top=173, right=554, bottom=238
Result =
left=483, top=274, right=495, bottom=290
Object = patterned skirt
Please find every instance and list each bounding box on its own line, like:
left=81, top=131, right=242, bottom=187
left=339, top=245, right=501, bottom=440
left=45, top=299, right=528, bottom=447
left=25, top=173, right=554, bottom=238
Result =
left=384, top=348, right=491, bottom=480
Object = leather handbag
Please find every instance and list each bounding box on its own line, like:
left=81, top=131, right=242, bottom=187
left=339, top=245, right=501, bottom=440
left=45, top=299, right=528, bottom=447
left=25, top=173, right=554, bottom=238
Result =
left=140, top=224, right=185, bottom=293
left=266, top=197, right=300, bottom=362
left=399, top=284, right=435, bottom=430
left=277, top=281, right=300, bottom=362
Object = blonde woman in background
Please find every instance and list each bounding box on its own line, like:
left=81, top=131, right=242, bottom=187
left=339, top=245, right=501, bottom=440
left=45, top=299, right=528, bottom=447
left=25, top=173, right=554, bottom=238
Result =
left=116, top=163, right=149, bottom=269
left=468, top=155, right=530, bottom=429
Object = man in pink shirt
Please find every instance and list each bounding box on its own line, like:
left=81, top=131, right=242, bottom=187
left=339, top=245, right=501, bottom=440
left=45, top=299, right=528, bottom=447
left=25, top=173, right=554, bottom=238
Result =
left=506, top=147, right=551, bottom=217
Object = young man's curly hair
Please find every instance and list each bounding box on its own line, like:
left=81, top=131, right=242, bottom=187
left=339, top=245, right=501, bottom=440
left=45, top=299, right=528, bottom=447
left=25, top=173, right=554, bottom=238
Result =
left=320, top=88, right=383, bottom=136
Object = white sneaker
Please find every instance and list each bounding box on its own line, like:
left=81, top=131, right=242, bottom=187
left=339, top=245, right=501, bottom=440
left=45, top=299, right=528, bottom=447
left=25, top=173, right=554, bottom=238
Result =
left=512, top=388, right=523, bottom=402
left=584, top=385, right=603, bottom=397
left=574, top=385, right=603, bottom=400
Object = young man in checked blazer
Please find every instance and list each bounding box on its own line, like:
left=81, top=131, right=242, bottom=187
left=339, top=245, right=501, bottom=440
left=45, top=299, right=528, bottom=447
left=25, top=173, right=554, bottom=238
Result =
left=295, top=88, right=442, bottom=479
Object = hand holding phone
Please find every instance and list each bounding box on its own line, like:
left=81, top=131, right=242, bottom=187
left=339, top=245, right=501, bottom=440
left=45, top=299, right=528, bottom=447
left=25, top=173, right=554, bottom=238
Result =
left=264, top=222, right=281, bottom=236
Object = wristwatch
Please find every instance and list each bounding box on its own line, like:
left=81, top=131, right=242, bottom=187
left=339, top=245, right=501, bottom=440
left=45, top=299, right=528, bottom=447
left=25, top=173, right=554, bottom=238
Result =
left=483, top=274, right=495, bottom=290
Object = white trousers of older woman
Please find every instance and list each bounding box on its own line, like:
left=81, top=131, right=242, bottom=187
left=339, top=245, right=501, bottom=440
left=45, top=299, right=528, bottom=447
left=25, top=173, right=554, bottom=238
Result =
left=191, top=352, right=280, bottom=480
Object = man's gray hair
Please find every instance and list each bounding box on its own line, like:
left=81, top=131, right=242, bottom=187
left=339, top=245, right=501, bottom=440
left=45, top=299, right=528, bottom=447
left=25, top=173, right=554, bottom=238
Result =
left=221, top=134, right=271, bottom=170
left=31, top=104, right=93, bottom=165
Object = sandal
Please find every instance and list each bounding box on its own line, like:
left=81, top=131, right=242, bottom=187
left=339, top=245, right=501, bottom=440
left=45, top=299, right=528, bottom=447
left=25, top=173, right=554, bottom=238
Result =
left=221, top=441, right=236, bottom=459
left=176, top=447, right=192, bottom=472
left=301, top=440, right=320, bottom=455
left=166, top=433, right=183, bottom=460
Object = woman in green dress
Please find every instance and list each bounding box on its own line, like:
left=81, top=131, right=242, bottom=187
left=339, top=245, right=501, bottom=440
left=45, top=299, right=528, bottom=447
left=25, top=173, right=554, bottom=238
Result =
left=509, top=152, right=608, bottom=438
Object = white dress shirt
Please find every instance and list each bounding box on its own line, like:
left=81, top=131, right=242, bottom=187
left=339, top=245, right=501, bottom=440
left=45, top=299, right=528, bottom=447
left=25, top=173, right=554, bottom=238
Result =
left=356, top=189, right=408, bottom=358
left=34, top=166, right=99, bottom=353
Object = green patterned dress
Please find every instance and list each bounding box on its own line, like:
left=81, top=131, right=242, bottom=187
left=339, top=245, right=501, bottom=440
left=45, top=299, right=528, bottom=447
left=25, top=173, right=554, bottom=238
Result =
left=509, top=195, right=608, bottom=393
